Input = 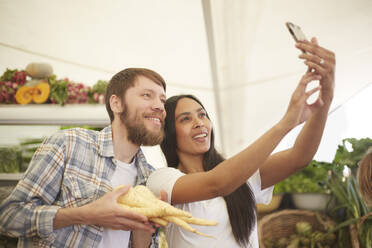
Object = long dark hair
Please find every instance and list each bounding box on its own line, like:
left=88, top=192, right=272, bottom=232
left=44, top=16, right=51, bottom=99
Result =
left=161, top=94, right=257, bottom=246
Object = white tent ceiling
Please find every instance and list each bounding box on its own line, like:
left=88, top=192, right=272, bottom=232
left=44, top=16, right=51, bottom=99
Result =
left=1, top=0, right=371, bottom=165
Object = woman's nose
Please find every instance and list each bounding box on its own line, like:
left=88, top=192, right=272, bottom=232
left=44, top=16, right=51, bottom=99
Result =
left=193, top=118, right=204, bottom=128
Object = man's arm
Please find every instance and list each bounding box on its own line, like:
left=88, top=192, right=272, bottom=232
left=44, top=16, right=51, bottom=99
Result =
left=53, top=186, right=154, bottom=232
left=0, top=132, right=66, bottom=239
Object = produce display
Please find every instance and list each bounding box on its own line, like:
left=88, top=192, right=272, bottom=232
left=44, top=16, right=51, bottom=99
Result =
left=117, top=185, right=218, bottom=237
left=0, top=69, right=27, bottom=104
left=0, top=146, right=23, bottom=173
left=0, top=138, right=44, bottom=173
left=263, top=220, right=336, bottom=248
left=0, top=64, right=108, bottom=105
left=274, top=161, right=332, bottom=194
left=16, top=81, right=50, bottom=104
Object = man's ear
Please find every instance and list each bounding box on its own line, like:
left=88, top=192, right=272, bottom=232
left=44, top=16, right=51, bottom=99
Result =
left=109, top=94, right=123, bottom=114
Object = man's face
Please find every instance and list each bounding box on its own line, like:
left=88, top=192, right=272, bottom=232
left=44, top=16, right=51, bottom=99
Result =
left=120, top=76, right=166, bottom=146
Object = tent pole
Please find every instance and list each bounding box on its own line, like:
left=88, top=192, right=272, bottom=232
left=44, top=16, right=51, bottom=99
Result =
left=201, top=0, right=226, bottom=153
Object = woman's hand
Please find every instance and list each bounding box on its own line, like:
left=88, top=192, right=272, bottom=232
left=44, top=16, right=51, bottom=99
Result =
left=296, top=37, right=336, bottom=104
left=281, top=71, right=323, bottom=129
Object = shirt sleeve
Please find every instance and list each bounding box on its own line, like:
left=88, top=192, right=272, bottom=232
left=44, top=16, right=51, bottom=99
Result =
left=146, top=167, right=184, bottom=204
left=0, top=131, right=66, bottom=243
left=247, top=170, right=274, bottom=205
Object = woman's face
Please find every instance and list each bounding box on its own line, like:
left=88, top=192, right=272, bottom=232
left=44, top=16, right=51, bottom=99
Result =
left=174, top=97, right=212, bottom=156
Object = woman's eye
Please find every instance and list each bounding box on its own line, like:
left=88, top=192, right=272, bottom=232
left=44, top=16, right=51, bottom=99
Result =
left=180, top=116, right=190, bottom=122
left=200, top=112, right=207, bottom=118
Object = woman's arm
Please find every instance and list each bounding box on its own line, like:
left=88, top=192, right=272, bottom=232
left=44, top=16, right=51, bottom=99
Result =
left=259, top=37, right=335, bottom=189
left=168, top=71, right=326, bottom=204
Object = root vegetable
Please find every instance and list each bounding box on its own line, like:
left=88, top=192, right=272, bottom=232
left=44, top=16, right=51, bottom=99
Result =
left=116, top=185, right=217, bottom=237
left=163, top=216, right=213, bottom=238
left=150, top=217, right=169, bottom=227
left=178, top=216, right=218, bottom=226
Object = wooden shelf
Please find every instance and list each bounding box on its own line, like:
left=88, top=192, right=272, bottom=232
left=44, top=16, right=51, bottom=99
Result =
left=0, top=104, right=110, bottom=127
left=0, top=173, right=23, bottom=186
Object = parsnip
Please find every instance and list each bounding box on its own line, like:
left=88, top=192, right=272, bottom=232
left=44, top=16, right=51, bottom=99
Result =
left=118, top=204, right=165, bottom=218
left=150, top=217, right=169, bottom=227
left=134, top=185, right=192, bottom=218
left=163, top=216, right=214, bottom=238
left=116, top=185, right=218, bottom=238
left=117, top=187, right=154, bottom=208
left=179, top=216, right=218, bottom=226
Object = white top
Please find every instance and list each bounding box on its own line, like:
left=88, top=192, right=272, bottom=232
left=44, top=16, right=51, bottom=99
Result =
left=98, top=159, right=138, bottom=248
left=147, top=167, right=273, bottom=248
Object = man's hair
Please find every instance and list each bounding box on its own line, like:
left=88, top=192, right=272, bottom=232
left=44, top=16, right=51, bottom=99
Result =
left=105, top=68, right=166, bottom=122
left=161, top=94, right=257, bottom=247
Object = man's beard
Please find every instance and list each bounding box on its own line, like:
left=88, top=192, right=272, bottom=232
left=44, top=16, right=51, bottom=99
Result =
left=120, top=105, right=164, bottom=146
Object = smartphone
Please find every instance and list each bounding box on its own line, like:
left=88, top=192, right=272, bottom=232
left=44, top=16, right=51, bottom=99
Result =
left=286, top=22, right=307, bottom=42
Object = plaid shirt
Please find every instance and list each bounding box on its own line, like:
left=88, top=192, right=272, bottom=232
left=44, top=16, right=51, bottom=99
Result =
left=0, top=126, right=160, bottom=248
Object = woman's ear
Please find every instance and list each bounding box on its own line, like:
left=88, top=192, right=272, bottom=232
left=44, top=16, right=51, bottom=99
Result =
left=109, top=94, right=123, bottom=114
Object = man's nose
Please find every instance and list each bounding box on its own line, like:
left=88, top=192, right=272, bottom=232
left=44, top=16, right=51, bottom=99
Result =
left=152, top=98, right=165, bottom=113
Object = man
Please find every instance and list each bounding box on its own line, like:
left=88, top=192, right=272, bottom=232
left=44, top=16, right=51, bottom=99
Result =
left=0, top=68, right=167, bottom=247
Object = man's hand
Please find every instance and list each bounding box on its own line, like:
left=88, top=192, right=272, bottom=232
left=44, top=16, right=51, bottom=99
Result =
left=80, top=185, right=155, bottom=232
left=131, top=189, right=168, bottom=248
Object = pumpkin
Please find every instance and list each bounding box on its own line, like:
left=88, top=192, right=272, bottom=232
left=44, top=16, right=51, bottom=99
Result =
left=15, top=86, right=33, bottom=104
left=26, top=63, right=53, bottom=79
left=32, top=82, right=50, bottom=104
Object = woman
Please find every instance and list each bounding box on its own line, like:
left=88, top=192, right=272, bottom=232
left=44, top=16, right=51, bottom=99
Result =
left=147, top=38, right=335, bottom=247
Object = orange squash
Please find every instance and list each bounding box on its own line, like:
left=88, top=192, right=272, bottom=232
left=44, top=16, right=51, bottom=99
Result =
left=15, top=86, right=33, bottom=104
left=32, top=82, right=50, bottom=104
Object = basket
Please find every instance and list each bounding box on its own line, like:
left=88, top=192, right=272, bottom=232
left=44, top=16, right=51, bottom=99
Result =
left=258, top=209, right=335, bottom=248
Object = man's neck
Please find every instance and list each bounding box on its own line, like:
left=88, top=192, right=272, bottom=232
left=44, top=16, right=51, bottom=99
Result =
left=111, top=120, right=140, bottom=164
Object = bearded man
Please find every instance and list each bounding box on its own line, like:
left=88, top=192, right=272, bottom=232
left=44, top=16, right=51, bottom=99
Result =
left=0, top=68, right=167, bottom=248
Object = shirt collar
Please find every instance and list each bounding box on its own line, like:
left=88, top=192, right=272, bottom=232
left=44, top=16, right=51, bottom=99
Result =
left=97, top=125, right=115, bottom=157
left=98, top=126, right=155, bottom=185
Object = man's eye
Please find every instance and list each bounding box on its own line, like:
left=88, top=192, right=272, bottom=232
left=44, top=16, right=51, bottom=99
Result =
left=143, top=93, right=151, bottom=98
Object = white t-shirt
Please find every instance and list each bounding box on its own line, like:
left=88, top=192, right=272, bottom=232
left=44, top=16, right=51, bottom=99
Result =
left=146, top=167, right=273, bottom=248
left=98, top=159, right=138, bottom=248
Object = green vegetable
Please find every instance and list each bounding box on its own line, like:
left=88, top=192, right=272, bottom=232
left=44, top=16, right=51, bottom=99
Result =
left=274, top=160, right=332, bottom=194
left=296, top=222, right=312, bottom=236
left=277, top=237, right=289, bottom=247
left=48, top=75, right=69, bottom=105
left=0, top=146, right=22, bottom=173
left=333, top=138, right=372, bottom=167
left=287, top=237, right=300, bottom=248
left=88, top=80, right=107, bottom=103
left=0, top=68, right=17, bottom=81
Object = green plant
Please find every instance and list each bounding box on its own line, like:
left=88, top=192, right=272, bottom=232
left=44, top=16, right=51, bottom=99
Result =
left=48, top=75, right=69, bottom=105
left=0, top=146, right=23, bottom=173
left=323, top=138, right=372, bottom=248
left=88, top=80, right=107, bottom=104
left=274, top=160, right=332, bottom=194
